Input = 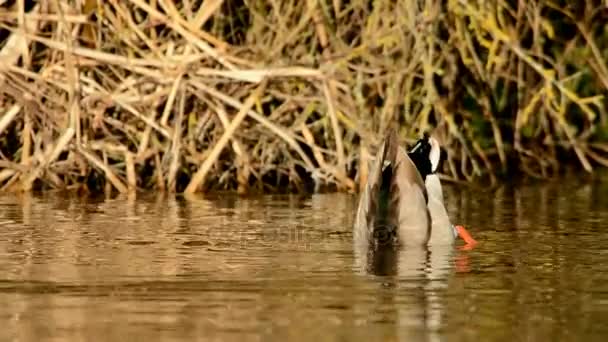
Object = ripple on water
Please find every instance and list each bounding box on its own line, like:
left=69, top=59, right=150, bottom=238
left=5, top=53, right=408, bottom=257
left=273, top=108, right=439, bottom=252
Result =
left=0, top=184, right=607, bottom=341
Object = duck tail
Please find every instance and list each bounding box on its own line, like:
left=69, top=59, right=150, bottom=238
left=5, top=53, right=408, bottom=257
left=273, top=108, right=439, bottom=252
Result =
left=367, top=128, right=401, bottom=240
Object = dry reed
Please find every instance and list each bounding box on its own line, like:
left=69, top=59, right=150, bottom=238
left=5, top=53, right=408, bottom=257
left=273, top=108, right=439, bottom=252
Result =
left=0, top=0, right=607, bottom=194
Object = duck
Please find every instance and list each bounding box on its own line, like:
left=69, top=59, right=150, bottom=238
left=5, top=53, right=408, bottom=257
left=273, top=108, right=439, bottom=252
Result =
left=414, top=135, right=476, bottom=246
left=353, top=129, right=476, bottom=251
left=353, top=128, right=432, bottom=249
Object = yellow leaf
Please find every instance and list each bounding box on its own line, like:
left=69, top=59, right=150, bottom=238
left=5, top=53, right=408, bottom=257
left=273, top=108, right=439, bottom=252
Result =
left=540, top=19, right=554, bottom=39
left=486, top=39, right=500, bottom=71
left=188, top=112, right=198, bottom=131
left=544, top=82, right=556, bottom=105
left=518, top=88, right=543, bottom=128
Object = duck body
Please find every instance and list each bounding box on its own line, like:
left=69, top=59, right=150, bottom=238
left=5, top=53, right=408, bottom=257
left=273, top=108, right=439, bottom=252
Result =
left=421, top=136, right=478, bottom=246
left=354, top=129, right=467, bottom=250
left=421, top=137, right=459, bottom=246
left=353, top=129, right=432, bottom=249
left=354, top=129, right=477, bottom=275
left=426, top=173, right=457, bottom=245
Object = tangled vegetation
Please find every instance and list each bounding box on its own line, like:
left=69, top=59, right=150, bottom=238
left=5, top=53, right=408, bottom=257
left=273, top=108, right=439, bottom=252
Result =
left=0, top=0, right=607, bottom=194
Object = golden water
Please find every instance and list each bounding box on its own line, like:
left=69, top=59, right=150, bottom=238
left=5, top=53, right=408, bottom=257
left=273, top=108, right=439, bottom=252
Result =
left=0, top=178, right=607, bottom=341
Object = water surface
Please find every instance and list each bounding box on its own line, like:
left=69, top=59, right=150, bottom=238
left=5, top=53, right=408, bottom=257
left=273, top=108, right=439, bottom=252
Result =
left=1, top=177, right=607, bottom=341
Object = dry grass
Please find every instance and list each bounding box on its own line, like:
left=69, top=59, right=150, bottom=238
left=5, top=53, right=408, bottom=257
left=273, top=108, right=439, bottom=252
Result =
left=0, top=0, right=607, bottom=194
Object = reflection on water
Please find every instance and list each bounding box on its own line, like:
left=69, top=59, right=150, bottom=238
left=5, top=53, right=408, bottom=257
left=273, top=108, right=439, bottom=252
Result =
left=1, top=176, right=608, bottom=341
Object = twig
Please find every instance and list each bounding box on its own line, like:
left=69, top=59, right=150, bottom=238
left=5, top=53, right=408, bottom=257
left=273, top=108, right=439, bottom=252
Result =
left=184, top=79, right=268, bottom=193
left=21, top=127, right=75, bottom=191
left=0, top=104, right=21, bottom=136
left=189, top=80, right=316, bottom=171
left=77, top=146, right=128, bottom=193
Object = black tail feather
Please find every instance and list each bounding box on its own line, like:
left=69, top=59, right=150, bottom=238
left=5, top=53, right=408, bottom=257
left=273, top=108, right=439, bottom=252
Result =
left=407, top=135, right=433, bottom=180
left=367, top=129, right=401, bottom=245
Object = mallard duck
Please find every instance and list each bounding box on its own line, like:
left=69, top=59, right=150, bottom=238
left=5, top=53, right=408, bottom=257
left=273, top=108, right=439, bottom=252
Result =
left=420, top=135, right=459, bottom=245
left=353, top=130, right=476, bottom=250
left=415, top=135, right=477, bottom=246
left=353, top=129, right=433, bottom=249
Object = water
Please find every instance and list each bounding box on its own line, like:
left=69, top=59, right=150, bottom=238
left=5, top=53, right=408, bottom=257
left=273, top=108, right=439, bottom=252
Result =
left=1, top=177, right=607, bottom=341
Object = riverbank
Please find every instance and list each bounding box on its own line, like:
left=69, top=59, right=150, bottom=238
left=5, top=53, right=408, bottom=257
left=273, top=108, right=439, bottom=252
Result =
left=1, top=1, right=607, bottom=194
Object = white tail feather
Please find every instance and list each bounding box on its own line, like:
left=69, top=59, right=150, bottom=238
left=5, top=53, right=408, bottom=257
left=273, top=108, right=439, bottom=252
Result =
left=429, top=137, right=441, bottom=172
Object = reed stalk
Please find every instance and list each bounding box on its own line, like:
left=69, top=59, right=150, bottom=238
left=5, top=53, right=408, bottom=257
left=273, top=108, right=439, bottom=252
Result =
left=0, top=0, right=607, bottom=194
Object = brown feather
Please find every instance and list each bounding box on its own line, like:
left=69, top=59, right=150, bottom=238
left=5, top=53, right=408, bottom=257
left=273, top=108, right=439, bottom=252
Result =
left=357, top=128, right=431, bottom=248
